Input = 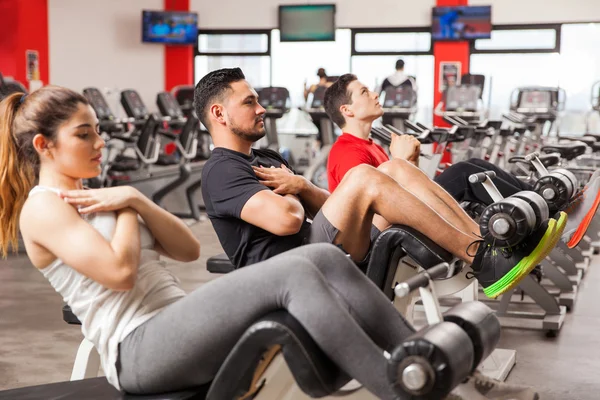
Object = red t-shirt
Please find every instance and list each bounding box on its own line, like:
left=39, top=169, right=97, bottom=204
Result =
left=327, top=133, right=390, bottom=193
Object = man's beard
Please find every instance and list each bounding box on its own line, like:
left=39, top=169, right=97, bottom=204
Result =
left=230, top=119, right=266, bottom=142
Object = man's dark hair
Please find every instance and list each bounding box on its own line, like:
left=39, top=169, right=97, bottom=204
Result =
left=194, top=67, right=245, bottom=130
left=395, top=59, right=405, bottom=70
left=324, top=74, right=357, bottom=129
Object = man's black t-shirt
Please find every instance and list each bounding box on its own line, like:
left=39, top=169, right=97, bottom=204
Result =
left=201, top=147, right=311, bottom=268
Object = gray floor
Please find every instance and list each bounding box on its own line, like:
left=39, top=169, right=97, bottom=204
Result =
left=1, top=217, right=600, bottom=399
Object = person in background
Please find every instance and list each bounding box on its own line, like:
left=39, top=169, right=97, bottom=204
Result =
left=303, top=68, right=333, bottom=102
left=380, top=59, right=417, bottom=93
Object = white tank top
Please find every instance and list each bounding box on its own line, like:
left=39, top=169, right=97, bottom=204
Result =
left=29, top=186, right=186, bottom=390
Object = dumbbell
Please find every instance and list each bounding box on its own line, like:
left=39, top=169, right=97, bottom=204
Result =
left=479, top=191, right=547, bottom=248
left=534, top=169, right=579, bottom=212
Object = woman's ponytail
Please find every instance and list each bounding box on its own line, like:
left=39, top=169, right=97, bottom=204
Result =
left=0, top=93, right=35, bottom=258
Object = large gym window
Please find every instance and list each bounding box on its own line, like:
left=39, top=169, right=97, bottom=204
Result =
left=349, top=28, right=433, bottom=126
left=556, top=23, right=600, bottom=133
left=351, top=55, right=434, bottom=126
left=471, top=23, right=600, bottom=134
left=270, top=28, right=352, bottom=107
left=470, top=53, right=561, bottom=121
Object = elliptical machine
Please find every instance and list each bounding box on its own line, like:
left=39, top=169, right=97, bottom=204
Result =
left=509, top=86, right=566, bottom=139
left=84, top=88, right=200, bottom=220
left=380, top=84, right=417, bottom=132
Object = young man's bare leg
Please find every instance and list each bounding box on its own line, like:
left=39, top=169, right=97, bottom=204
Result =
left=377, top=159, right=480, bottom=236
left=321, top=164, right=563, bottom=299
left=320, top=164, right=477, bottom=263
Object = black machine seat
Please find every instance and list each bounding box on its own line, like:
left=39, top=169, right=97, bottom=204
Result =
left=34, top=310, right=347, bottom=400
left=110, top=155, right=141, bottom=172
left=0, top=377, right=208, bottom=400
left=208, top=311, right=350, bottom=399
left=508, top=153, right=561, bottom=168
left=541, top=142, right=587, bottom=160
left=559, top=135, right=596, bottom=147
left=584, top=133, right=600, bottom=142
left=365, top=225, right=453, bottom=300
left=206, top=253, right=236, bottom=274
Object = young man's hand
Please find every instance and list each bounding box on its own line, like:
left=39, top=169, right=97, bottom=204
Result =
left=253, top=165, right=306, bottom=195
left=390, top=134, right=420, bottom=164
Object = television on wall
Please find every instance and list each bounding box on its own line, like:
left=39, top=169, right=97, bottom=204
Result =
left=432, top=5, right=492, bottom=41
left=142, top=10, right=198, bottom=45
left=279, top=4, right=336, bottom=42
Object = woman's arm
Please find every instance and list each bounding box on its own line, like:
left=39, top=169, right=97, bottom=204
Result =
left=61, top=186, right=201, bottom=263
left=22, top=194, right=141, bottom=291
left=129, top=190, right=201, bottom=262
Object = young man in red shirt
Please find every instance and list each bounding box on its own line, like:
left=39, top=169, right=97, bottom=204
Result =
left=324, top=73, right=596, bottom=249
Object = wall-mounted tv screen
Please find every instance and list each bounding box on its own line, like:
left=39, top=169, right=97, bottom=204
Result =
left=142, top=10, right=198, bottom=45
left=279, top=4, right=336, bottom=42
left=432, top=6, right=492, bottom=41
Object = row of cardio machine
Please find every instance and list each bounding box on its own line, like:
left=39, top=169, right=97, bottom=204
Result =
left=83, top=86, right=210, bottom=220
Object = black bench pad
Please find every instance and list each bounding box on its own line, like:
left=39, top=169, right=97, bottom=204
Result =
left=208, top=311, right=349, bottom=399
left=559, top=136, right=596, bottom=147
left=206, top=253, right=236, bottom=274
left=50, top=310, right=347, bottom=400
left=508, top=153, right=561, bottom=168
left=365, top=225, right=453, bottom=299
left=0, top=377, right=208, bottom=400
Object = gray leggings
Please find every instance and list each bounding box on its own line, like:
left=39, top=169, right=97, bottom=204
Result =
left=117, top=244, right=415, bottom=399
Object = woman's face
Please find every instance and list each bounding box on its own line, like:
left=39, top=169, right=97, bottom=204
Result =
left=47, top=103, right=105, bottom=179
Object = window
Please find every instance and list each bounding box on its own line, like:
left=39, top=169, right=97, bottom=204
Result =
left=354, top=32, right=431, bottom=53
left=194, top=30, right=271, bottom=87
left=198, top=33, right=269, bottom=54
left=474, top=29, right=557, bottom=51
left=194, top=56, right=271, bottom=88
left=471, top=23, right=600, bottom=133
left=557, top=23, right=600, bottom=133
left=349, top=28, right=433, bottom=125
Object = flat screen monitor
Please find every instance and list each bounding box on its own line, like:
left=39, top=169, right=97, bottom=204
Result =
left=142, top=10, right=198, bottom=45
left=432, top=6, right=492, bottom=41
left=279, top=4, right=335, bottom=42
left=519, top=90, right=552, bottom=109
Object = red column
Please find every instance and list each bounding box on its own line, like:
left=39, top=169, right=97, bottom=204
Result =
left=164, top=0, right=194, bottom=92
left=433, top=0, right=470, bottom=164
left=0, top=0, right=49, bottom=87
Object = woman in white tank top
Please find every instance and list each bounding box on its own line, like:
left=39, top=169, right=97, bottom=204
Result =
left=0, top=85, right=518, bottom=400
